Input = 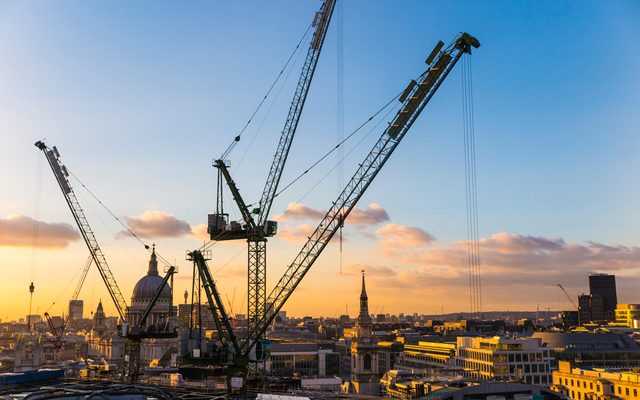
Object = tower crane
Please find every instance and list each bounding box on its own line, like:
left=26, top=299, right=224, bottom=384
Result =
left=44, top=255, right=92, bottom=351
left=190, top=32, right=480, bottom=393
left=36, top=141, right=128, bottom=321
left=557, top=283, right=582, bottom=326
left=557, top=284, right=578, bottom=310
left=35, top=141, right=176, bottom=382
left=208, top=0, right=336, bottom=336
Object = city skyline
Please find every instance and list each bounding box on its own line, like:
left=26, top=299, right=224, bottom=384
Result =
left=1, top=1, right=640, bottom=321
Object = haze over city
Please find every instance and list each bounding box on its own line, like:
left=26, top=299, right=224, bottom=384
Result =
left=1, top=0, right=639, bottom=323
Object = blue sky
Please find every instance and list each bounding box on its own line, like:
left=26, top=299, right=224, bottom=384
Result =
left=1, top=1, right=639, bottom=320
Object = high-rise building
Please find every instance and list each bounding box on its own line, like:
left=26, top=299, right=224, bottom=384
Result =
left=589, top=274, right=617, bottom=322
left=68, top=300, right=83, bottom=321
left=579, top=294, right=604, bottom=323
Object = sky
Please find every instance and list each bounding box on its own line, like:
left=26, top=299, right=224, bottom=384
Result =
left=1, top=0, right=639, bottom=322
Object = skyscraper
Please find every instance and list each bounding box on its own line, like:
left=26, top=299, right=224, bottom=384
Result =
left=589, top=274, right=617, bottom=322
left=68, top=300, right=84, bottom=321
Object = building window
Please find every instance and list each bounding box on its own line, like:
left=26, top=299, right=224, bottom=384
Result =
left=364, top=354, right=372, bottom=371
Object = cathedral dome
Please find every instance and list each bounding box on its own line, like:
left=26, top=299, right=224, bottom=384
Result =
left=132, top=275, right=171, bottom=300
left=131, top=246, right=171, bottom=302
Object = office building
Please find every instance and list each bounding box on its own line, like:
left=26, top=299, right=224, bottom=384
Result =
left=579, top=293, right=605, bottom=323
left=552, top=361, right=640, bottom=400
left=394, top=340, right=457, bottom=373
left=454, top=336, right=553, bottom=385
left=589, top=274, right=617, bottom=322
left=532, top=332, right=640, bottom=368
left=616, top=304, right=640, bottom=328
left=266, top=342, right=340, bottom=378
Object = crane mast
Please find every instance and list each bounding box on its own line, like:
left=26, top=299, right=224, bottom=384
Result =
left=35, top=141, right=128, bottom=321
left=250, top=0, right=335, bottom=339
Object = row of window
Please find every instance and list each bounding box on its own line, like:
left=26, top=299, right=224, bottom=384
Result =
left=558, top=375, right=640, bottom=399
left=457, top=349, right=550, bottom=363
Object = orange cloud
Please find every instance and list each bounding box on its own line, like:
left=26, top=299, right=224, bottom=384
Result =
left=347, top=203, right=389, bottom=225
left=275, top=203, right=324, bottom=221
left=342, top=263, right=396, bottom=277
left=190, top=224, right=209, bottom=240
left=375, top=223, right=435, bottom=250
left=119, top=210, right=191, bottom=239
left=277, top=224, right=316, bottom=244
left=373, top=232, right=640, bottom=295
left=0, top=215, right=80, bottom=249
left=275, top=202, right=389, bottom=226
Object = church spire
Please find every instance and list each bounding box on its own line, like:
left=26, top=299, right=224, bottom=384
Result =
left=147, top=244, right=158, bottom=276
left=361, top=270, right=368, bottom=299
left=357, top=270, right=372, bottom=329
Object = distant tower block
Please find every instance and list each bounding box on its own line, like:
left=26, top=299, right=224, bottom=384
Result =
left=68, top=300, right=84, bottom=321
left=184, top=290, right=188, bottom=304
left=589, top=274, right=617, bottom=322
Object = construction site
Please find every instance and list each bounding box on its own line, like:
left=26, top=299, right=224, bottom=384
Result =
left=2, top=1, right=637, bottom=400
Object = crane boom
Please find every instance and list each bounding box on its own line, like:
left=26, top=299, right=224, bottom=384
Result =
left=557, top=284, right=578, bottom=310
left=257, top=0, right=336, bottom=227
left=35, top=141, right=128, bottom=320
left=71, top=256, right=93, bottom=301
left=188, top=250, right=240, bottom=354
left=241, top=33, right=480, bottom=352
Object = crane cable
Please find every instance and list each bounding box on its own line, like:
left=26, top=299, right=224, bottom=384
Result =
left=267, top=79, right=409, bottom=203
left=220, top=24, right=313, bottom=160
left=462, top=53, right=482, bottom=317
left=337, top=0, right=344, bottom=275
left=30, top=155, right=43, bottom=281
left=235, top=26, right=310, bottom=171
left=68, top=171, right=174, bottom=268
left=44, top=263, right=87, bottom=314
left=274, top=95, right=401, bottom=224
